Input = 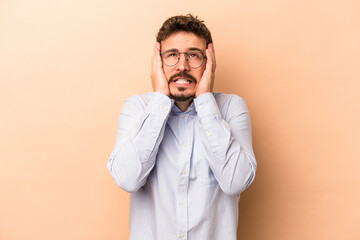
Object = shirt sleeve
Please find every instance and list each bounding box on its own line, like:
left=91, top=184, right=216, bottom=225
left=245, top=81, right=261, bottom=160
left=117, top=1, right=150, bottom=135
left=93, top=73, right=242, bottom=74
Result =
left=194, top=93, right=257, bottom=195
left=107, top=92, right=174, bottom=193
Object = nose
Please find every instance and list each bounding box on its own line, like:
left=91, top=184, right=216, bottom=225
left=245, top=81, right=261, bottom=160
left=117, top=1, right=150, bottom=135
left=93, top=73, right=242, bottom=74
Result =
left=176, top=53, right=190, bottom=71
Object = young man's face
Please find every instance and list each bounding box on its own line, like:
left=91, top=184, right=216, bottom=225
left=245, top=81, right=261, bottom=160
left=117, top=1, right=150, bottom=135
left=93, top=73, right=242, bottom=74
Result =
left=160, top=31, right=207, bottom=102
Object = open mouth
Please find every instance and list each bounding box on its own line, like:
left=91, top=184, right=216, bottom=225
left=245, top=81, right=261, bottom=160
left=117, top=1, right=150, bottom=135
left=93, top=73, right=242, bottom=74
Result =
left=169, top=71, right=197, bottom=86
left=173, top=78, right=193, bottom=84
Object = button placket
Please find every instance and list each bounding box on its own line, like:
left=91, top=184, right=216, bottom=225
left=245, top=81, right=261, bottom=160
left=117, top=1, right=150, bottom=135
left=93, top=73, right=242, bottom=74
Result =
left=176, top=112, right=194, bottom=240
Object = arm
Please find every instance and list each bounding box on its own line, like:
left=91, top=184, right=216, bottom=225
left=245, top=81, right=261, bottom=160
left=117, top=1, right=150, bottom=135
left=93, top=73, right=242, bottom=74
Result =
left=195, top=44, right=256, bottom=195
left=107, top=43, right=172, bottom=192
left=107, top=93, right=173, bottom=193
left=194, top=93, right=257, bottom=195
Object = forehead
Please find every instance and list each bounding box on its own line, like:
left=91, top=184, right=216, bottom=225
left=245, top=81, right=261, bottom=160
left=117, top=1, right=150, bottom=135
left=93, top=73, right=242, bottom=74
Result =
left=161, top=31, right=207, bottom=52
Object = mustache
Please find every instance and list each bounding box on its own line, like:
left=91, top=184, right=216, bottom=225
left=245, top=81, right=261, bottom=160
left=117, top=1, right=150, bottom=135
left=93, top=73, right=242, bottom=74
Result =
left=168, top=71, right=197, bottom=84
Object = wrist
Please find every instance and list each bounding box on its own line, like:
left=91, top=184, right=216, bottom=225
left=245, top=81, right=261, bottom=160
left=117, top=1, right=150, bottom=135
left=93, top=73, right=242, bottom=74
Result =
left=154, top=88, right=170, bottom=96
left=196, top=89, right=211, bottom=97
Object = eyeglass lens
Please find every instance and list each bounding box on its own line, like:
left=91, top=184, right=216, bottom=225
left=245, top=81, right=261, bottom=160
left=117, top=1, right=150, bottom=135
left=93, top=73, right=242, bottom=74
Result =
left=162, top=51, right=205, bottom=68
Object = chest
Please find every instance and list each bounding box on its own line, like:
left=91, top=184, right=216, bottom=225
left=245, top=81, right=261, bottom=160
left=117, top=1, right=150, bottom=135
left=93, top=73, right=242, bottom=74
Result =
left=153, top=114, right=216, bottom=184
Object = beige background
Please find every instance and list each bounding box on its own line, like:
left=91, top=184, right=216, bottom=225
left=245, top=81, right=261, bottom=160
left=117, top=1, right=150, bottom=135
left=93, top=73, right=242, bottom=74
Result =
left=1, top=0, right=359, bottom=239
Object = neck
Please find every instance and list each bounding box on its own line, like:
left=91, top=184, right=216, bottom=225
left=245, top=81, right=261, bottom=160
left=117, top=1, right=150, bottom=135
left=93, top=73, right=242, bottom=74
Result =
left=175, top=99, right=193, bottom=112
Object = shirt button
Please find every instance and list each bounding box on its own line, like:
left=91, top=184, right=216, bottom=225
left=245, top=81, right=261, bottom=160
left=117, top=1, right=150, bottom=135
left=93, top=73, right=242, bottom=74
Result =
left=181, top=114, right=185, bottom=118
left=207, top=132, right=212, bottom=136
left=198, top=105, right=203, bottom=110
left=180, top=201, right=184, bottom=206
left=163, top=106, right=169, bottom=110
left=180, top=234, right=184, bottom=238
left=152, top=133, right=157, bottom=138
left=183, top=142, right=187, bottom=147
left=181, top=170, right=186, bottom=176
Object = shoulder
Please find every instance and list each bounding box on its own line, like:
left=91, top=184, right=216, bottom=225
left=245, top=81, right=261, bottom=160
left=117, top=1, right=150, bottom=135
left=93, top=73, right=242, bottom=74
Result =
left=124, top=92, right=163, bottom=107
left=211, top=92, right=249, bottom=121
left=213, top=92, right=247, bottom=110
left=124, top=92, right=155, bottom=104
left=122, top=92, right=173, bottom=115
left=120, top=92, right=154, bottom=114
left=213, top=92, right=244, bottom=101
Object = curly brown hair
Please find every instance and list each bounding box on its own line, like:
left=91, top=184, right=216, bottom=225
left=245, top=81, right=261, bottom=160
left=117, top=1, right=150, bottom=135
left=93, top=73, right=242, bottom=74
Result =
left=156, top=14, right=213, bottom=46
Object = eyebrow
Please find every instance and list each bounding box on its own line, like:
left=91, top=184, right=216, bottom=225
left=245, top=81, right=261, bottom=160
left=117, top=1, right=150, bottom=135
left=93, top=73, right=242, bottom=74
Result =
left=188, top=47, right=204, bottom=52
left=163, top=47, right=204, bottom=53
left=163, top=48, right=178, bottom=53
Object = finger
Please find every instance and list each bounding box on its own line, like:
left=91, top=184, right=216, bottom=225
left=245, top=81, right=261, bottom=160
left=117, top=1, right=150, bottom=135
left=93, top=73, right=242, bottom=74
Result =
left=155, top=41, right=161, bottom=52
left=208, top=43, right=216, bottom=71
left=205, top=47, right=214, bottom=73
left=151, top=43, right=157, bottom=73
left=210, top=44, right=216, bottom=89
left=155, top=42, right=163, bottom=71
left=211, top=43, right=216, bottom=67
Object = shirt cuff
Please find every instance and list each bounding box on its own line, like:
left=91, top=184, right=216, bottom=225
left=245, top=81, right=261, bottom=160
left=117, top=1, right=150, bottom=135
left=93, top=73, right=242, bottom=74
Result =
left=194, top=93, right=221, bottom=119
left=147, top=92, right=174, bottom=115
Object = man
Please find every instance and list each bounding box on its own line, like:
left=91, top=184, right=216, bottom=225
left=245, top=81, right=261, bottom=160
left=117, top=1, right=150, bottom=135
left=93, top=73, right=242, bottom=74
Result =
left=107, top=14, right=257, bottom=240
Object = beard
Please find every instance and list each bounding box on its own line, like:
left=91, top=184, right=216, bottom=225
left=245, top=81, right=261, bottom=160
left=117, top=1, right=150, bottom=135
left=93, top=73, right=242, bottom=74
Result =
left=168, top=71, right=197, bottom=102
left=169, top=92, right=195, bottom=102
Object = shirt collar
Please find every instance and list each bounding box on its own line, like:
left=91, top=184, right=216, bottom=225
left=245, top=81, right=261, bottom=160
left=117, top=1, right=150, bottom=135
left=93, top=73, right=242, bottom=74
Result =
left=171, top=101, right=197, bottom=116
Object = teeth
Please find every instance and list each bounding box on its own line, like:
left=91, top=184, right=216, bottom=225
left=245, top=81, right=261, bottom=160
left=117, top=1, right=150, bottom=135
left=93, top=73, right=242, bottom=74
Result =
left=174, top=79, right=190, bottom=84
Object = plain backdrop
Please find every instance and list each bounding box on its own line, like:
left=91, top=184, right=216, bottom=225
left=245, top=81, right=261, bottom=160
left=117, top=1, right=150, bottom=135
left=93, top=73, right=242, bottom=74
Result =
left=1, top=0, right=359, bottom=239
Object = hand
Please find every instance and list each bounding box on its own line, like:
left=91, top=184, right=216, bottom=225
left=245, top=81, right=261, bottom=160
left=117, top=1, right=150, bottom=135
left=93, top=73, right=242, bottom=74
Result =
left=151, top=42, right=170, bottom=96
left=195, top=43, right=216, bottom=97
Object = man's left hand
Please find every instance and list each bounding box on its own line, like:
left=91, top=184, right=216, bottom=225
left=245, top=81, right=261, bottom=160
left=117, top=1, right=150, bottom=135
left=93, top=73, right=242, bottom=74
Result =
left=195, top=43, right=216, bottom=97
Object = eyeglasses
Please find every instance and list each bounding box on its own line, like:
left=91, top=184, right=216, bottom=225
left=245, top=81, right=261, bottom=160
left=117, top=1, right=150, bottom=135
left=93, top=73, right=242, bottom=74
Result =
left=160, top=50, right=207, bottom=69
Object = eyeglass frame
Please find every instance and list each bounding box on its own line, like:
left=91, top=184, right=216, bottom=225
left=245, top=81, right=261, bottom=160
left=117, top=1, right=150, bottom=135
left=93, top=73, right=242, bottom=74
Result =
left=160, top=50, right=207, bottom=69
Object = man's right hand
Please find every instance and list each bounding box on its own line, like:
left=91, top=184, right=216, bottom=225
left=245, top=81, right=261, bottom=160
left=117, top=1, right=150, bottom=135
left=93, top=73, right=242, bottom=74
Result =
left=151, top=42, right=170, bottom=96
